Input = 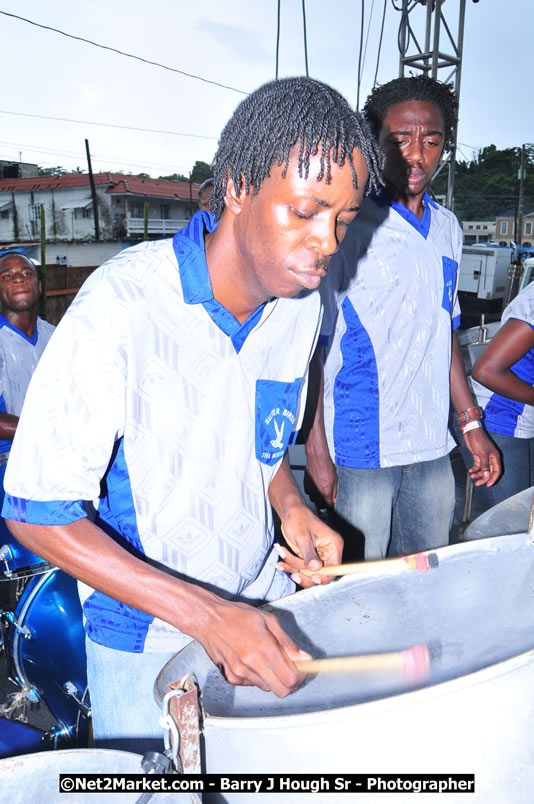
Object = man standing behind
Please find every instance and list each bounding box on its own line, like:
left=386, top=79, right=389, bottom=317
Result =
left=197, top=177, right=214, bottom=211
left=306, top=76, right=500, bottom=561
left=3, top=77, right=381, bottom=751
left=0, top=254, right=54, bottom=451
left=0, top=254, right=54, bottom=577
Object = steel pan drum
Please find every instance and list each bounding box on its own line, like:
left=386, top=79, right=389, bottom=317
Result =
left=156, top=531, right=534, bottom=803
left=0, top=748, right=201, bottom=803
left=463, top=486, right=534, bottom=541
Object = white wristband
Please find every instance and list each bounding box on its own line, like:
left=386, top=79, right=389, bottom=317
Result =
left=461, top=420, right=482, bottom=434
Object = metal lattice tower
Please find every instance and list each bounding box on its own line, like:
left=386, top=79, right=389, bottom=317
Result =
left=396, top=0, right=468, bottom=209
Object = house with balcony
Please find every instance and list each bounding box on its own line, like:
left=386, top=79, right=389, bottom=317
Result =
left=0, top=172, right=201, bottom=244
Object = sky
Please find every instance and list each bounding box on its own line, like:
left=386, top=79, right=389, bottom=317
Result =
left=0, top=1, right=529, bottom=179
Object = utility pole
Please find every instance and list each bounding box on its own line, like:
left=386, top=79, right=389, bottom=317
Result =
left=85, top=138, right=100, bottom=241
left=396, top=0, right=470, bottom=210
left=517, top=144, right=526, bottom=248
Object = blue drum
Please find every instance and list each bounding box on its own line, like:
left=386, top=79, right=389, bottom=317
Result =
left=0, top=717, right=48, bottom=759
left=0, top=461, right=50, bottom=580
left=9, top=568, right=91, bottom=747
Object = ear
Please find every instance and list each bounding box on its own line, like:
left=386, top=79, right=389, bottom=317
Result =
left=223, top=172, right=247, bottom=217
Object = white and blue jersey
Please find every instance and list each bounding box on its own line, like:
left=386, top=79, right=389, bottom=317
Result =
left=0, top=315, right=55, bottom=454
left=3, top=211, right=322, bottom=653
left=471, top=281, right=534, bottom=438
left=321, top=190, right=463, bottom=469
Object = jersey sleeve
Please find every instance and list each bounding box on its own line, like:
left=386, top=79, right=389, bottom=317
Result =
left=3, top=270, right=128, bottom=526
left=504, top=283, right=534, bottom=329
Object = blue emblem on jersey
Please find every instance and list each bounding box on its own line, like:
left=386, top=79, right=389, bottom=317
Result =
left=255, top=378, right=303, bottom=465
left=441, top=257, right=457, bottom=314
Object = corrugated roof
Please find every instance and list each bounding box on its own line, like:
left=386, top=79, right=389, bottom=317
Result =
left=0, top=172, right=200, bottom=201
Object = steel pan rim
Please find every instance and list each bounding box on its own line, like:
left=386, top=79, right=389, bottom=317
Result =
left=162, top=648, right=534, bottom=730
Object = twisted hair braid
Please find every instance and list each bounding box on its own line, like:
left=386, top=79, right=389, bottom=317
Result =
left=364, top=76, right=458, bottom=151
left=210, top=76, right=382, bottom=220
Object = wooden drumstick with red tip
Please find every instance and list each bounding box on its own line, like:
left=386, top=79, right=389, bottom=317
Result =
left=295, top=644, right=433, bottom=684
left=300, top=551, right=439, bottom=579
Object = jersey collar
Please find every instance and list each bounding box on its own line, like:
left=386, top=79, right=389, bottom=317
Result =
left=370, top=188, right=437, bottom=239
left=172, top=211, right=267, bottom=353
left=0, top=312, right=38, bottom=345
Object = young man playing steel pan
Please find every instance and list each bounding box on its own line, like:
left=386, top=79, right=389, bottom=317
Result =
left=305, top=76, right=501, bottom=561
left=3, top=76, right=381, bottom=752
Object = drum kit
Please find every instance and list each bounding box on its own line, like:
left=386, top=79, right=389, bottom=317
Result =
left=0, top=521, right=90, bottom=757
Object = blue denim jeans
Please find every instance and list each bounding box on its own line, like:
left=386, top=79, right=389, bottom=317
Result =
left=86, top=637, right=178, bottom=754
left=461, top=430, right=534, bottom=515
left=335, top=455, right=455, bottom=560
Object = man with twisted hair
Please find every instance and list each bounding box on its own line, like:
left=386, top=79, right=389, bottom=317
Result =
left=306, top=76, right=500, bottom=562
left=4, top=76, right=381, bottom=751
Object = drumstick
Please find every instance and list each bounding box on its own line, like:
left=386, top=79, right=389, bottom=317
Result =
left=296, top=644, right=431, bottom=683
left=300, top=551, right=439, bottom=578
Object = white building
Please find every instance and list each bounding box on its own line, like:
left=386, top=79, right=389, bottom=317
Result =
left=462, top=220, right=496, bottom=245
left=0, top=172, right=201, bottom=243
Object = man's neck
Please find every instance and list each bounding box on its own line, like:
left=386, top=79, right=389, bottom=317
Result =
left=204, top=222, right=265, bottom=325
left=1, top=308, right=38, bottom=338
left=385, top=183, right=427, bottom=220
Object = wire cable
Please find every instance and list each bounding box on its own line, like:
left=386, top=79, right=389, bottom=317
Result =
left=0, top=10, right=247, bottom=95
left=0, top=139, right=202, bottom=175
left=275, top=0, right=281, bottom=79
left=361, top=0, right=375, bottom=80
left=0, top=109, right=218, bottom=141
left=356, top=0, right=365, bottom=110
left=302, top=0, right=309, bottom=77
left=373, top=0, right=388, bottom=88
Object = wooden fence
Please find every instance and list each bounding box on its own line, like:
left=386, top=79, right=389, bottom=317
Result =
left=40, top=264, right=98, bottom=325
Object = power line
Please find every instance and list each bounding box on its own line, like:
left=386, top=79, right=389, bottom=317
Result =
left=275, top=0, right=281, bottom=79
left=0, top=141, right=199, bottom=175
left=0, top=109, right=218, bottom=141
left=356, top=1, right=365, bottom=109
left=361, top=0, right=376, bottom=80
left=373, top=0, right=388, bottom=88
left=0, top=10, right=247, bottom=96
left=302, top=0, right=309, bottom=77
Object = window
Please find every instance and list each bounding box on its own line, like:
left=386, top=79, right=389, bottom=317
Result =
left=0, top=210, right=9, bottom=219
left=160, top=204, right=170, bottom=220
left=525, top=222, right=532, bottom=236
left=500, top=221, right=508, bottom=235
left=483, top=225, right=488, bottom=230
left=82, top=208, right=91, bottom=219
left=30, top=204, right=41, bottom=221
left=468, top=224, right=473, bottom=230
left=476, top=225, right=480, bottom=230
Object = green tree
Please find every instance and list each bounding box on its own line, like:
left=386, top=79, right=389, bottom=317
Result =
left=38, top=166, right=70, bottom=176
left=190, top=161, right=212, bottom=184
left=158, top=172, right=189, bottom=182
left=431, top=145, right=534, bottom=223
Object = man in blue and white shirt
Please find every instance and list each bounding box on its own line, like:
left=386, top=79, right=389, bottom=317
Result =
left=306, top=76, right=500, bottom=561
left=0, top=253, right=54, bottom=580
left=3, top=77, right=382, bottom=750
left=467, top=280, right=534, bottom=510
left=0, top=253, right=54, bottom=453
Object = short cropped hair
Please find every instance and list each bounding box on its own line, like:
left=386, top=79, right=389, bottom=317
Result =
left=210, top=76, right=382, bottom=220
left=198, top=177, right=214, bottom=196
left=0, top=252, right=38, bottom=274
left=364, top=76, right=458, bottom=152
